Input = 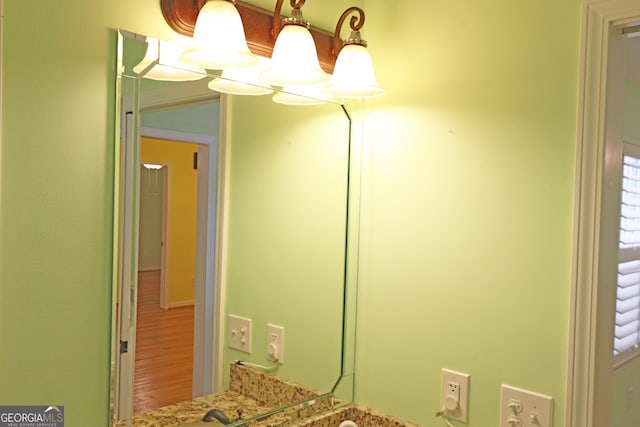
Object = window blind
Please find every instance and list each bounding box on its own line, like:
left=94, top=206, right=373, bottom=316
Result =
left=615, top=155, right=640, bottom=357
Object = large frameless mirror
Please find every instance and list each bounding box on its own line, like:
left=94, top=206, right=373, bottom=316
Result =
left=109, top=30, right=359, bottom=426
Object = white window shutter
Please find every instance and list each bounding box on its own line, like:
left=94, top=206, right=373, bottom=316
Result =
left=615, top=154, right=640, bottom=359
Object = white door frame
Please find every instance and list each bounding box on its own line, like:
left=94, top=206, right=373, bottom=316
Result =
left=114, top=111, right=140, bottom=421
left=569, top=1, right=640, bottom=426
left=211, top=95, right=232, bottom=393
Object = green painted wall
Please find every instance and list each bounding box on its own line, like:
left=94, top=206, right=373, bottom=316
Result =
left=0, top=1, right=359, bottom=426
left=141, top=101, right=220, bottom=136
left=223, top=96, right=350, bottom=392
left=353, top=0, right=580, bottom=425
left=0, top=0, right=200, bottom=425
left=1, top=1, right=586, bottom=427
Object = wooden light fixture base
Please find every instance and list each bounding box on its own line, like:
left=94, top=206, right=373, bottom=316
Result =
left=160, top=0, right=338, bottom=73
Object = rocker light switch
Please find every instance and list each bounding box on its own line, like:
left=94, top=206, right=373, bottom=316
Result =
left=500, top=385, right=553, bottom=427
left=228, top=314, right=252, bottom=354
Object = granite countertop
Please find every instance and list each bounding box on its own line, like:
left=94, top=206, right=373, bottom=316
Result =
left=112, top=364, right=420, bottom=427
left=113, top=364, right=332, bottom=427
left=113, top=390, right=276, bottom=427
left=112, top=391, right=329, bottom=427
left=112, top=394, right=422, bottom=427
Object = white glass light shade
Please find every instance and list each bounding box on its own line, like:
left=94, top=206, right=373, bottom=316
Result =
left=133, top=39, right=205, bottom=81
left=180, top=0, right=257, bottom=70
left=261, top=24, right=328, bottom=87
left=272, top=83, right=334, bottom=106
left=208, top=63, right=273, bottom=95
left=324, top=44, right=384, bottom=98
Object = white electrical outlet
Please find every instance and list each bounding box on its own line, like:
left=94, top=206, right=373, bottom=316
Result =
left=441, top=369, right=470, bottom=423
left=228, top=314, right=252, bottom=354
left=500, top=385, right=553, bottom=427
left=266, top=324, right=284, bottom=363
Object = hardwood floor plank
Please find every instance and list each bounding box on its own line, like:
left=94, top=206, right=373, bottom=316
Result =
left=134, top=270, right=194, bottom=414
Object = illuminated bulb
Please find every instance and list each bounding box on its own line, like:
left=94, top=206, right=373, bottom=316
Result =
left=180, top=0, right=257, bottom=70
left=262, top=16, right=328, bottom=87
left=324, top=42, right=384, bottom=98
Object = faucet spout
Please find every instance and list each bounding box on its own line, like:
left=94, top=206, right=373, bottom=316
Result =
left=202, top=408, right=232, bottom=424
left=202, top=408, right=244, bottom=425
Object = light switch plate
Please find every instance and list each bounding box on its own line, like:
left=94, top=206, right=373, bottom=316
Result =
left=228, top=314, right=252, bottom=354
left=500, top=384, right=553, bottom=427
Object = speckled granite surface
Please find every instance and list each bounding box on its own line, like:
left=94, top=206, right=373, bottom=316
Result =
left=113, top=364, right=420, bottom=426
left=298, top=405, right=421, bottom=427
left=113, top=390, right=270, bottom=427
left=113, top=364, right=332, bottom=427
left=229, top=364, right=333, bottom=416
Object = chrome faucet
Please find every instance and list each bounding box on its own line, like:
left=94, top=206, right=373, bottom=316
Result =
left=202, top=408, right=244, bottom=425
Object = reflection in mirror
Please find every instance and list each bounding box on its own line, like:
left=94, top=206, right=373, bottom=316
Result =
left=110, top=30, right=359, bottom=426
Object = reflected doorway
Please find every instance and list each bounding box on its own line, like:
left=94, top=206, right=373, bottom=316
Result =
left=135, top=138, right=199, bottom=413
left=115, top=93, right=221, bottom=421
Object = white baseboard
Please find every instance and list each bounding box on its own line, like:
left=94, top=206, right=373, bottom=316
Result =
left=167, top=300, right=194, bottom=309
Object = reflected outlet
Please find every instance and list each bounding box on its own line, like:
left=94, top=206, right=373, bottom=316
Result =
left=266, top=324, right=284, bottom=363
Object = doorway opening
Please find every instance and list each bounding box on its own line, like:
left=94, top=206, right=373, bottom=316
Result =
left=114, top=90, right=222, bottom=421
left=134, top=136, right=200, bottom=413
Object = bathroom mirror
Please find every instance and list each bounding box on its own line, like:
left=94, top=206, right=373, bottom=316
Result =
left=110, top=30, right=358, bottom=426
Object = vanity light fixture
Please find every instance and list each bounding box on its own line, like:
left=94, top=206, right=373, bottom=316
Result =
left=161, top=0, right=336, bottom=73
left=133, top=37, right=205, bottom=81
left=261, top=0, right=327, bottom=87
left=160, top=0, right=384, bottom=100
left=324, top=7, right=384, bottom=98
left=179, top=0, right=257, bottom=70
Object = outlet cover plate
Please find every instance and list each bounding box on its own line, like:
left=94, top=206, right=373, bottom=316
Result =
left=441, top=368, right=470, bottom=423
left=266, top=323, right=285, bottom=363
left=228, top=314, right=252, bottom=354
left=500, top=384, right=553, bottom=427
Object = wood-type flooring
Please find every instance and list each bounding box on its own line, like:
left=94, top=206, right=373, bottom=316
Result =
left=133, top=270, right=194, bottom=414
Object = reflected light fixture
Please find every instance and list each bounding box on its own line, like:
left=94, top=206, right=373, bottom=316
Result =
left=133, top=38, right=205, bottom=81
left=208, top=59, right=274, bottom=95
left=261, top=0, right=328, bottom=87
left=324, top=7, right=384, bottom=98
left=272, top=81, right=335, bottom=106
left=143, top=164, right=164, bottom=170
left=180, top=0, right=257, bottom=70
